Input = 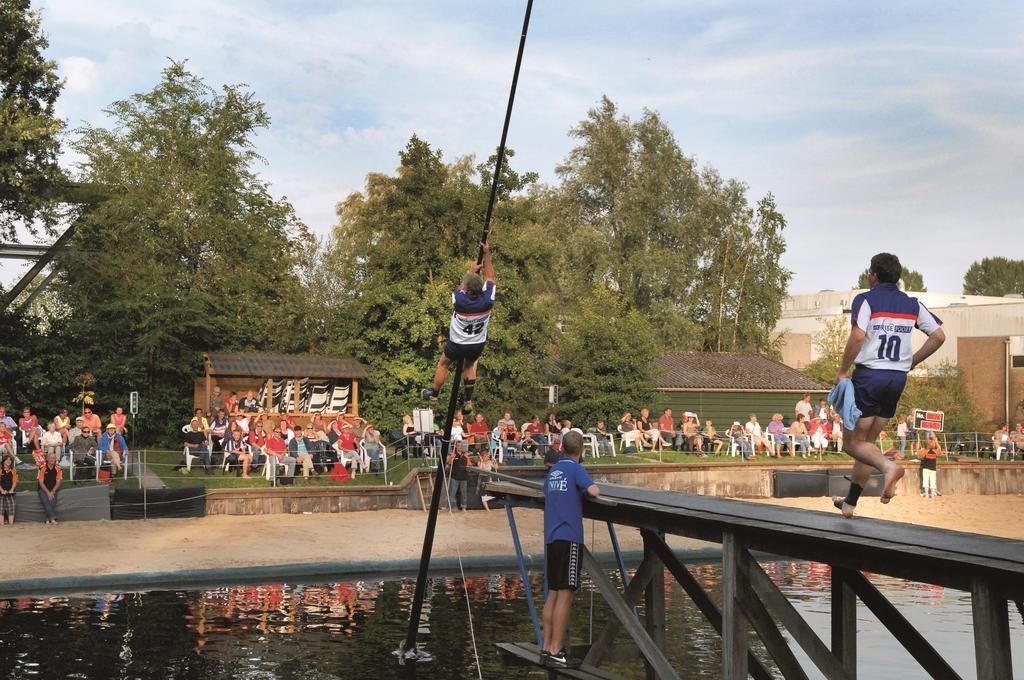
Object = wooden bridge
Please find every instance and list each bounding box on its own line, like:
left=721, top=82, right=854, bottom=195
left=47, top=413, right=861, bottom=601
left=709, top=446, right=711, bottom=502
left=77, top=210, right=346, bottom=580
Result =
left=486, top=478, right=1023, bottom=680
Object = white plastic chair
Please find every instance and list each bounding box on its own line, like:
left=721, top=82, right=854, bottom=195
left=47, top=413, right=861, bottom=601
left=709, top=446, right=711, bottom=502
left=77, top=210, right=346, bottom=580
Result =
left=582, top=433, right=599, bottom=458
left=358, top=440, right=388, bottom=474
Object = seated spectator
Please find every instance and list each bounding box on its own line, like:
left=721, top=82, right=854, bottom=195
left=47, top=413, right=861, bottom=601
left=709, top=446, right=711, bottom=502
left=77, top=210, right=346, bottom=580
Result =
left=544, top=413, right=560, bottom=441
left=223, top=429, right=252, bottom=477
left=248, top=422, right=268, bottom=466
left=225, top=391, right=239, bottom=416
left=277, top=417, right=295, bottom=442
left=788, top=414, right=810, bottom=457
left=657, top=408, right=676, bottom=449
left=210, top=385, right=226, bottom=414
left=53, top=408, right=71, bottom=448
left=618, top=412, right=643, bottom=452
left=543, top=438, right=562, bottom=468
left=288, top=425, right=317, bottom=481
left=66, top=416, right=84, bottom=451
left=180, top=420, right=211, bottom=473
left=81, top=406, right=102, bottom=434
left=878, top=430, right=900, bottom=459
left=765, top=414, right=787, bottom=456
left=588, top=420, right=615, bottom=457
left=70, top=425, right=98, bottom=480
left=0, top=455, right=17, bottom=525
left=816, top=399, right=831, bottom=422
left=311, top=428, right=336, bottom=472
left=831, top=415, right=845, bottom=452
left=189, top=408, right=209, bottom=432
left=636, top=408, right=659, bottom=450
left=266, top=427, right=296, bottom=480
left=210, top=409, right=229, bottom=459
left=450, top=413, right=466, bottom=444
left=810, top=417, right=832, bottom=454
left=19, top=407, right=39, bottom=450
left=994, top=423, right=1011, bottom=457
left=522, top=415, right=545, bottom=455
left=0, top=406, right=15, bottom=430
left=728, top=422, right=753, bottom=460
left=110, top=406, right=128, bottom=435
left=702, top=419, right=722, bottom=454
left=682, top=415, right=702, bottom=453
left=499, top=420, right=522, bottom=458
left=98, top=423, right=128, bottom=476
left=0, top=423, right=13, bottom=460
left=308, top=412, right=326, bottom=433
left=467, top=413, right=492, bottom=453
left=744, top=414, right=772, bottom=456
left=241, top=390, right=260, bottom=412
left=336, top=426, right=359, bottom=471
left=37, top=451, right=62, bottom=524
left=40, top=421, right=64, bottom=461
left=1009, top=423, right=1024, bottom=455
left=232, top=412, right=250, bottom=435
left=362, top=420, right=383, bottom=470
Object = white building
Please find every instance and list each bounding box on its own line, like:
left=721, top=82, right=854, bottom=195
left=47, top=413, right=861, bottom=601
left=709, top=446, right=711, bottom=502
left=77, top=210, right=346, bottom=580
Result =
left=775, top=288, right=1024, bottom=370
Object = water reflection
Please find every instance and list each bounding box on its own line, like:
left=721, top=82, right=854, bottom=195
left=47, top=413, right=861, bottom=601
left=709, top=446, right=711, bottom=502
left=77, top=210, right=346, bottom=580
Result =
left=0, top=561, right=1019, bottom=679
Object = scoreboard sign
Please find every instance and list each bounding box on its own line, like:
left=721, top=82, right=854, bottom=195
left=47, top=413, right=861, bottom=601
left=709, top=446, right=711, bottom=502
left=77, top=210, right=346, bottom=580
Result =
left=913, top=409, right=944, bottom=432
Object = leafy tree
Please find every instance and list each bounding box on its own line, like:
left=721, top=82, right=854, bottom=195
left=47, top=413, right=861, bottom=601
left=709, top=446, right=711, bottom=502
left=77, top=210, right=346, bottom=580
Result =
left=857, top=267, right=926, bottom=291
left=51, top=62, right=307, bottom=444
left=803, top=316, right=848, bottom=385
left=0, top=0, right=66, bottom=240
left=896, top=362, right=979, bottom=433
left=549, top=97, right=790, bottom=352
left=555, top=285, right=659, bottom=428
left=962, top=257, right=1024, bottom=297
left=322, top=137, right=555, bottom=426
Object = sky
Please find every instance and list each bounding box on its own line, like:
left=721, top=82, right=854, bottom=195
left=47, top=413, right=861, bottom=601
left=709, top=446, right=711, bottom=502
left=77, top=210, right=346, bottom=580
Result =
left=8, top=0, right=1023, bottom=293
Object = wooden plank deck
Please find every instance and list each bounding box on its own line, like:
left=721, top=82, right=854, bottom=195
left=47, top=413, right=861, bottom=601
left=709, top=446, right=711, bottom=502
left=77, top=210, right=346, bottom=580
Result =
left=496, top=642, right=628, bottom=679
left=486, top=480, right=1024, bottom=598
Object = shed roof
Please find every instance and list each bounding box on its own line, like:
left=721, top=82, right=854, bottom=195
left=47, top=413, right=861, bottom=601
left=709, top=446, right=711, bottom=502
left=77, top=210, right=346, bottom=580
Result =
left=205, top=352, right=367, bottom=380
left=655, top=351, right=827, bottom=392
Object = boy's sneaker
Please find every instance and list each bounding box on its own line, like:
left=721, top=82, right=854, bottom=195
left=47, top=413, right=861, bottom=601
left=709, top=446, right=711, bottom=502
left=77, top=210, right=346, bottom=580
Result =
left=545, top=650, right=581, bottom=668
left=934, top=490, right=942, bottom=497
left=421, top=388, right=437, bottom=401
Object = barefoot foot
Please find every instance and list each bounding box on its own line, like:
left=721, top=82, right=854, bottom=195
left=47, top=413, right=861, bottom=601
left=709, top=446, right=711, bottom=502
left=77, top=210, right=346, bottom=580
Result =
left=880, top=464, right=905, bottom=503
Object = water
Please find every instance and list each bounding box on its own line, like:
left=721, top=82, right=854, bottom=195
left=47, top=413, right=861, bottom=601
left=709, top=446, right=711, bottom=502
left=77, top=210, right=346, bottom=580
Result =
left=0, top=560, right=1019, bottom=679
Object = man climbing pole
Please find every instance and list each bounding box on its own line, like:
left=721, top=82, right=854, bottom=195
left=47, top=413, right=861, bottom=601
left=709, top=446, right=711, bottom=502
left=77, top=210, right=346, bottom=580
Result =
left=422, top=241, right=495, bottom=411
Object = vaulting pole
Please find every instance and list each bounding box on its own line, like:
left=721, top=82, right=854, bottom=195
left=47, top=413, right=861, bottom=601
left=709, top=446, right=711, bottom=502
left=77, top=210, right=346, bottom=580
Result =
left=399, top=0, right=534, bottom=662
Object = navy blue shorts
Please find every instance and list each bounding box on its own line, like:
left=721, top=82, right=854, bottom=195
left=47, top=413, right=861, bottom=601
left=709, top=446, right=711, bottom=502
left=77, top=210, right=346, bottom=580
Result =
left=444, top=340, right=485, bottom=364
left=851, top=366, right=907, bottom=419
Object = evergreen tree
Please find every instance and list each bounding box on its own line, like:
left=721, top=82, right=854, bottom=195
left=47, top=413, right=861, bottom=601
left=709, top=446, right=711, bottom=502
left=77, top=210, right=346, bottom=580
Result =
left=857, top=266, right=926, bottom=291
left=0, top=0, right=66, bottom=239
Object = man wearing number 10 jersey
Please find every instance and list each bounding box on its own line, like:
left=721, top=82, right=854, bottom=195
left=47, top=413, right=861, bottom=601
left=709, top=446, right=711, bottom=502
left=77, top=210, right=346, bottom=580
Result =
left=422, top=242, right=496, bottom=411
left=832, top=253, right=945, bottom=518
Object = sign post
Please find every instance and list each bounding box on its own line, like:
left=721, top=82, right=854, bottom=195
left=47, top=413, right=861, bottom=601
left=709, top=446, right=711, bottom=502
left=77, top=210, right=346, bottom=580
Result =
left=129, top=391, right=139, bottom=448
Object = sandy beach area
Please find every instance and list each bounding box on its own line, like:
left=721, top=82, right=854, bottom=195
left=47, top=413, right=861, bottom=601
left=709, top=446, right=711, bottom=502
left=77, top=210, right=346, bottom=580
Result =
left=3, top=494, right=1022, bottom=583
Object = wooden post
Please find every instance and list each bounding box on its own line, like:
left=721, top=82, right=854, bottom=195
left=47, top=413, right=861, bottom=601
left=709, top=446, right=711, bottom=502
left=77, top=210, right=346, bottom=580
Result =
left=351, top=379, right=359, bottom=417
left=264, top=378, right=272, bottom=413
left=722, top=532, right=749, bottom=680
left=643, top=531, right=667, bottom=680
left=831, top=569, right=857, bottom=678
left=204, top=363, right=212, bottom=415
left=292, top=378, right=300, bottom=416
left=971, top=578, right=1012, bottom=680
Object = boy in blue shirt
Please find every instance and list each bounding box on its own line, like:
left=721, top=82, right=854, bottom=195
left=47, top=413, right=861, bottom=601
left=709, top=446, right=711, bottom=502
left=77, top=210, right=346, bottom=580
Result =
left=542, top=430, right=599, bottom=667
left=834, top=253, right=945, bottom=518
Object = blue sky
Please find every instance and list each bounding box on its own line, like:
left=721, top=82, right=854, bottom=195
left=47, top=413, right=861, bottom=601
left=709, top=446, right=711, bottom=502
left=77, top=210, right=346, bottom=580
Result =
left=18, top=0, right=1024, bottom=293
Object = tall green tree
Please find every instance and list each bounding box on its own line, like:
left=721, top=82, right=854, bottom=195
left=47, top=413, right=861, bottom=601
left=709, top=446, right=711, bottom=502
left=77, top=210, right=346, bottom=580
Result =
left=323, top=137, right=555, bottom=426
left=803, top=316, right=848, bottom=385
left=897, top=362, right=979, bottom=433
left=962, top=257, right=1024, bottom=297
left=549, top=97, right=790, bottom=353
left=53, top=62, right=307, bottom=444
left=556, top=285, right=659, bottom=428
left=857, top=267, right=926, bottom=291
left=0, top=0, right=65, bottom=239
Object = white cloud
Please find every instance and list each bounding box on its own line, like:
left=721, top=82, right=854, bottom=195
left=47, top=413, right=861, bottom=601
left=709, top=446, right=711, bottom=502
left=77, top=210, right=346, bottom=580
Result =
left=58, top=56, right=100, bottom=94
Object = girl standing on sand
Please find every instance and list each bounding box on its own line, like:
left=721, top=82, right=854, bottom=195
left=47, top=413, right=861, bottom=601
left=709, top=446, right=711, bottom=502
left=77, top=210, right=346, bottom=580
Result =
left=0, top=456, right=18, bottom=525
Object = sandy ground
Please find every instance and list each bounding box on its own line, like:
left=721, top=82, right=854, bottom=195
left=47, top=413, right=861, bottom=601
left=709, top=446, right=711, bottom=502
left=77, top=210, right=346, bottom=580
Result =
left=4, top=495, right=1022, bottom=582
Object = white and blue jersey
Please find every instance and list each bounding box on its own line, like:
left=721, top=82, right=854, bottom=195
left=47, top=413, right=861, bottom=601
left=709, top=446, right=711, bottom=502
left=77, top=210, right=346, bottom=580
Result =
left=851, top=283, right=942, bottom=373
left=544, top=457, right=595, bottom=544
left=449, top=280, right=496, bottom=345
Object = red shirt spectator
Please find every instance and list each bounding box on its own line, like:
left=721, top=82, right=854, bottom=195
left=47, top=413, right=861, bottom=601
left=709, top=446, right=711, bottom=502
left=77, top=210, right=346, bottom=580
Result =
left=467, top=415, right=490, bottom=445
left=266, top=433, right=288, bottom=458
left=657, top=409, right=675, bottom=435
left=249, top=428, right=268, bottom=449
left=337, top=430, right=357, bottom=452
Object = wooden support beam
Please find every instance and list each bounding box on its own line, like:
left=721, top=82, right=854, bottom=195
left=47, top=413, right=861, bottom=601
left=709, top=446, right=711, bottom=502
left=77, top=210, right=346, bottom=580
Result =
left=735, top=576, right=810, bottom=680
left=722, top=532, right=750, bottom=680
left=579, top=546, right=680, bottom=680
left=746, top=559, right=852, bottom=680
left=645, top=531, right=774, bottom=680
left=583, top=557, right=657, bottom=667
left=835, top=567, right=962, bottom=680
left=971, top=578, right=1013, bottom=680
left=643, top=532, right=666, bottom=680
left=831, top=569, right=857, bottom=678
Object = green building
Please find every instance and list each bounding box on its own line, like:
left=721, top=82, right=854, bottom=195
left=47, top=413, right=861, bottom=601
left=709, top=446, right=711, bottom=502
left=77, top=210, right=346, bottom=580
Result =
left=653, top=351, right=828, bottom=427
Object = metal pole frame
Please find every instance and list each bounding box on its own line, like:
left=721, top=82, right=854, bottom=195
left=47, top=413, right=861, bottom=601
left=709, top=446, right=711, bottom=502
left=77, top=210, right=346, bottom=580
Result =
left=506, top=503, right=543, bottom=646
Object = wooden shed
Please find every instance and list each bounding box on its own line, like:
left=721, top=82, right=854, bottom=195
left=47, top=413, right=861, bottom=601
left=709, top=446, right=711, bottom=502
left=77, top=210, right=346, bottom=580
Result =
left=653, top=351, right=828, bottom=426
left=195, top=352, right=368, bottom=417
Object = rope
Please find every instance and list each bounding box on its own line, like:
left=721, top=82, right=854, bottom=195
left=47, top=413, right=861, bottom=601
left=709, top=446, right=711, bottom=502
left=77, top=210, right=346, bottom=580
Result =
left=439, top=456, right=484, bottom=679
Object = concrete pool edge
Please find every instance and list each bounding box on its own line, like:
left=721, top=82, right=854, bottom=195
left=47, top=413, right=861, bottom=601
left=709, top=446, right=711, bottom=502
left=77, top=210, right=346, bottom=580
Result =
left=0, top=546, right=727, bottom=598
